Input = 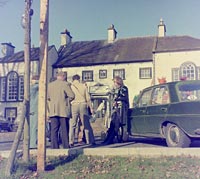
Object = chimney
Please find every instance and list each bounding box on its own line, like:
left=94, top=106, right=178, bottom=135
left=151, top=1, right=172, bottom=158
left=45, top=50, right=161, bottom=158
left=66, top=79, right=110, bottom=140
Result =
left=60, top=29, right=72, bottom=46
left=107, top=24, right=117, bottom=43
left=158, top=18, right=166, bottom=37
left=1, top=43, right=15, bottom=57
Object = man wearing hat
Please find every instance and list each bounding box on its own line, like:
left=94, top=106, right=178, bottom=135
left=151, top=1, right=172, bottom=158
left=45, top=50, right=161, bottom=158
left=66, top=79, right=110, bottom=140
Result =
left=47, top=71, right=75, bottom=149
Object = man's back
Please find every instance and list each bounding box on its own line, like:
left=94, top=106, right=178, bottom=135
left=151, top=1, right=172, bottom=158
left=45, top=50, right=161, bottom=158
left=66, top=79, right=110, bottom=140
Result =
left=48, top=79, right=74, bottom=117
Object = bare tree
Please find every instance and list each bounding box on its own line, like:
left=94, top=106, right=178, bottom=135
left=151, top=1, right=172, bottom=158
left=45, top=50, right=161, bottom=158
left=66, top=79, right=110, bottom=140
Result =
left=5, top=101, right=27, bottom=176
left=5, top=0, right=32, bottom=176
left=23, top=0, right=32, bottom=163
left=37, top=0, right=49, bottom=172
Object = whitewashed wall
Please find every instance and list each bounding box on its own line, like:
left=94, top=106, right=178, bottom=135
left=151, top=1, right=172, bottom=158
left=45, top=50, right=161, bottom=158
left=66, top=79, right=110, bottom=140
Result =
left=154, top=50, right=200, bottom=83
left=56, top=61, right=153, bottom=107
left=0, top=46, right=58, bottom=120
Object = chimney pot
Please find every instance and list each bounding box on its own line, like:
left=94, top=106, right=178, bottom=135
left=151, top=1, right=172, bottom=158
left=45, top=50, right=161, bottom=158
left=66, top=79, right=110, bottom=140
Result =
left=1, top=42, right=15, bottom=57
left=60, top=29, right=72, bottom=46
left=107, top=24, right=117, bottom=43
left=158, top=18, right=166, bottom=37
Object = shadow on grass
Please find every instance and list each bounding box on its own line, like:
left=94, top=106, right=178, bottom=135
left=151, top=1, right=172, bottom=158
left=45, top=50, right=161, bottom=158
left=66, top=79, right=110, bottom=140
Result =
left=46, top=154, right=79, bottom=171
left=26, top=154, right=80, bottom=172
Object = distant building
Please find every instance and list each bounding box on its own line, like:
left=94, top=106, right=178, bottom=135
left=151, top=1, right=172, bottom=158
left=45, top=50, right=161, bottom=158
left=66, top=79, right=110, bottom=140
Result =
left=0, top=44, right=58, bottom=124
left=53, top=19, right=200, bottom=107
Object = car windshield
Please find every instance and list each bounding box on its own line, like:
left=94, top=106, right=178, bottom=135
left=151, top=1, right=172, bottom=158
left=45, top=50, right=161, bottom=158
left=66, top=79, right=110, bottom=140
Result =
left=178, top=82, right=200, bottom=101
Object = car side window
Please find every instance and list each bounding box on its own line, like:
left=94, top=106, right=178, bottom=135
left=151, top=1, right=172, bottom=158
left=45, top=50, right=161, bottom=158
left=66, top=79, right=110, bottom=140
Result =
left=138, top=89, right=152, bottom=107
left=152, top=86, right=169, bottom=105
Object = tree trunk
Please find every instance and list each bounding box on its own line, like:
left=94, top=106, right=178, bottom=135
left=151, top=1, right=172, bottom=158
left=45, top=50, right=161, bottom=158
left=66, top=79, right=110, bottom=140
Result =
left=23, top=0, right=31, bottom=163
left=5, top=0, right=32, bottom=176
left=5, top=101, right=27, bottom=176
left=37, top=0, right=49, bottom=172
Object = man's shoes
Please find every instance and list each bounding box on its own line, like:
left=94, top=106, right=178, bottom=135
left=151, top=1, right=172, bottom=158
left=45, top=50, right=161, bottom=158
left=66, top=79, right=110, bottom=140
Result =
left=69, top=143, right=74, bottom=148
left=91, top=142, right=96, bottom=146
left=30, top=147, right=37, bottom=149
left=78, top=141, right=86, bottom=145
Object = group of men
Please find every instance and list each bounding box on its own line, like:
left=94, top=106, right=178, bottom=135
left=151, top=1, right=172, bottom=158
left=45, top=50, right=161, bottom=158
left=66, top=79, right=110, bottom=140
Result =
left=30, top=72, right=95, bottom=149
left=30, top=72, right=129, bottom=149
left=47, top=72, right=95, bottom=149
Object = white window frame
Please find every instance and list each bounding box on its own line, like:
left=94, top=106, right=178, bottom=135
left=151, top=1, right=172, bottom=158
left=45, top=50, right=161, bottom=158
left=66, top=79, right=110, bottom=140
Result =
left=0, top=77, right=6, bottom=102
left=18, top=76, right=24, bottom=101
left=113, top=69, right=125, bottom=80
left=139, top=67, right=152, bottom=79
left=82, top=70, right=93, bottom=82
left=6, top=71, right=18, bottom=102
left=172, top=68, right=179, bottom=81
left=99, top=69, right=107, bottom=79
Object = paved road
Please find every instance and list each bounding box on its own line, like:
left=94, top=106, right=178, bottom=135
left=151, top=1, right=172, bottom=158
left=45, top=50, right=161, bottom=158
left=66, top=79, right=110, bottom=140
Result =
left=1, top=131, right=200, bottom=151
left=0, top=132, right=23, bottom=151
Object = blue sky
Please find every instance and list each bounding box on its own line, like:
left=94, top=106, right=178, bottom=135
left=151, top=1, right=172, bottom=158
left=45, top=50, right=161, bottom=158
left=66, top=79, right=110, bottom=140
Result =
left=0, top=0, right=200, bottom=54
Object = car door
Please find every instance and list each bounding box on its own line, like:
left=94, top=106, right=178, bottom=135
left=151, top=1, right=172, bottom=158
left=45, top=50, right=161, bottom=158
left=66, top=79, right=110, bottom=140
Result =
left=131, top=89, right=152, bottom=134
left=144, top=86, right=170, bottom=135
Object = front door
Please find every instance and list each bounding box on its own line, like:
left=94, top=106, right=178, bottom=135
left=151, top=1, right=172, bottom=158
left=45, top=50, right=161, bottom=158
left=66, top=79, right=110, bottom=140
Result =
left=145, top=86, right=170, bottom=134
left=131, top=89, right=152, bottom=134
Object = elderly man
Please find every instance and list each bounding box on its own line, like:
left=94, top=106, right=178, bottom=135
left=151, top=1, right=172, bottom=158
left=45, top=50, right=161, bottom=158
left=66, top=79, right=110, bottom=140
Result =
left=47, top=72, right=74, bottom=149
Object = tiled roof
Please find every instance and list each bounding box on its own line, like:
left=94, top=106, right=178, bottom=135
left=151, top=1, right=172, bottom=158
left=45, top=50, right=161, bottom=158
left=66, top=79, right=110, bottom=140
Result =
left=54, top=35, right=200, bottom=68
left=154, top=36, right=200, bottom=52
left=0, top=45, right=55, bottom=63
left=54, top=36, right=155, bottom=68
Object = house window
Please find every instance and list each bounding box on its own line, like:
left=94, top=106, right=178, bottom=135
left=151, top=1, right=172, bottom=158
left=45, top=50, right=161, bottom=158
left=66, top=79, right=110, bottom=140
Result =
left=139, top=68, right=152, bottom=79
left=172, top=62, right=199, bottom=81
left=99, top=70, right=107, bottom=79
left=197, top=67, right=200, bottom=80
left=18, top=76, right=24, bottom=101
left=7, top=71, right=18, bottom=101
left=113, top=69, right=125, bottom=80
left=82, top=70, right=93, bottom=82
left=0, top=77, right=6, bottom=101
left=180, top=62, right=196, bottom=80
left=5, top=107, right=17, bottom=124
left=172, top=68, right=179, bottom=81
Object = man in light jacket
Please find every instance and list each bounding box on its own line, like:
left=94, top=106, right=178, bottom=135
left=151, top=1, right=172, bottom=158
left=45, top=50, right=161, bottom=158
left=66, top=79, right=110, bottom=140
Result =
left=47, top=71, right=74, bottom=149
left=69, top=74, right=95, bottom=147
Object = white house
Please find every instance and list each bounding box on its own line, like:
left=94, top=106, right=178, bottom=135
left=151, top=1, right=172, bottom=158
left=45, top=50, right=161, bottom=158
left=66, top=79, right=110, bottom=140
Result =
left=53, top=19, right=200, bottom=108
left=0, top=44, right=58, bottom=124
left=1, top=19, right=200, bottom=123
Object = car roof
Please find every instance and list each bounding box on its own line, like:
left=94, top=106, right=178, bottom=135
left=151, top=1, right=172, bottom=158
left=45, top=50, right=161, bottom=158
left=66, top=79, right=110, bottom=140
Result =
left=143, top=80, right=200, bottom=91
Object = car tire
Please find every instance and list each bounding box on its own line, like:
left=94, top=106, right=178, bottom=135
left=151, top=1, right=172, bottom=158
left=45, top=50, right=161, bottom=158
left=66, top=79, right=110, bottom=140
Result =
left=165, top=123, right=191, bottom=147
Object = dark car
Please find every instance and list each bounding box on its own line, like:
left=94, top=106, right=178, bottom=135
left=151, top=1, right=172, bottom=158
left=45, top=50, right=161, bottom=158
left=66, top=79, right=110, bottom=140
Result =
left=0, top=116, right=13, bottom=132
left=127, top=80, right=200, bottom=147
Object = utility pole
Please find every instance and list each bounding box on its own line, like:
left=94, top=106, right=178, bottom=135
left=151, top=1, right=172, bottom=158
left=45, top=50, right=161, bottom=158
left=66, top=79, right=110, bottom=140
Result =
left=23, top=0, right=33, bottom=163
left=37, top=0, right=49, bottom=171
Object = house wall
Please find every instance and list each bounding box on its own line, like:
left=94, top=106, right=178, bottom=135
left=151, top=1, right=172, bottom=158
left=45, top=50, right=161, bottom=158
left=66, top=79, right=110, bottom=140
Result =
left=154, top=50, right=200, bottom=83
left=0, top=47, right=58, bottom=123
left=57, top=61, right=153, bottom=107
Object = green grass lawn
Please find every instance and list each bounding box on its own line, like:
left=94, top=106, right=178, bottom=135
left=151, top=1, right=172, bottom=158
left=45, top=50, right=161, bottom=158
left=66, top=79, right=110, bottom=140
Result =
left=1, top=154, right=200, bottom=179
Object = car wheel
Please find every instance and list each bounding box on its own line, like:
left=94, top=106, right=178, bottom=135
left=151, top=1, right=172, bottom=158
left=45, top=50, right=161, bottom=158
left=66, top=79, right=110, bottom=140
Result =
left=165, top=123, right=191, bottom=147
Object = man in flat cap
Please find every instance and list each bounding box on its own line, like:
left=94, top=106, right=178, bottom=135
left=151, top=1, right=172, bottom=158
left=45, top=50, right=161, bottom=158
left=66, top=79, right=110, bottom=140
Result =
left=47, top=71, right=74, bottom=149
